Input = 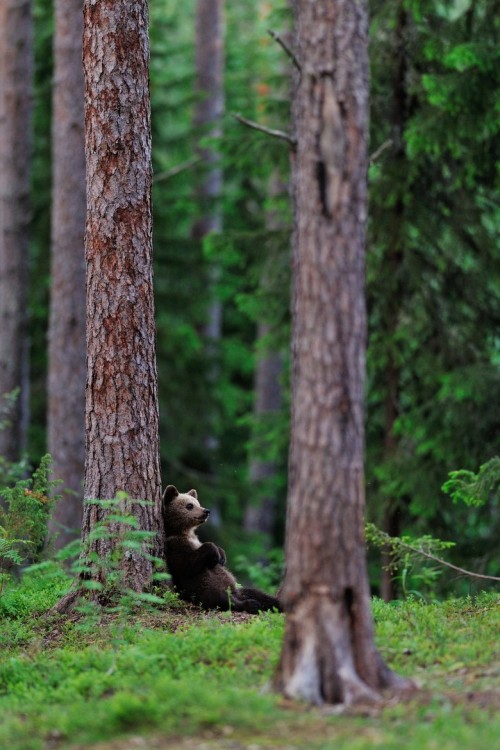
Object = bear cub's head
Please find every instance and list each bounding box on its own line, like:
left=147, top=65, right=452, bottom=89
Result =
left=162, top=485, right=210, bottom=534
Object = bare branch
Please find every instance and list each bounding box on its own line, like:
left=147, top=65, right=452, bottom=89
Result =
left=153, top=156, right=201, bottom=184
left=268, top=29, right=301, bottom=72
left=231, top=113, right=296, bottom=149
left=369, top=524, right=500, bottom=583
left=369, top=139, right=393, bottom=165
left=397, top=539, right=500, bottom=583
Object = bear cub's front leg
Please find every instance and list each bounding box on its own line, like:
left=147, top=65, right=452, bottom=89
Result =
left=199, top=541, right=225, bottom=569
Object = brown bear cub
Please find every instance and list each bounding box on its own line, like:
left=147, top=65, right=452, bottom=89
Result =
left=162, top=485, right=282, bottom=614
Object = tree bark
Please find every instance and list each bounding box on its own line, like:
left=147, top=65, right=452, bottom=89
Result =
left=47, top=0, right=86, bottom=549
left=81, top=0, right=162, bottom=593
left=0, top=0, right=33, bottom=463
left=275, top=0, right=410, bottom=706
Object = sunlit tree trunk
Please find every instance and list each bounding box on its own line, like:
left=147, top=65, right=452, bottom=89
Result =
left=79, top=0, right=162, bottom=593
left=275, top=0, right=409, bottom=706
left=47, top=0, right=86, bottom=549
left=0, top=0, right=33, bottom=462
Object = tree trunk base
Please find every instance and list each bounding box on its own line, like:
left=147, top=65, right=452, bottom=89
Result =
left=275, top=594, right=413, bottom=707
left=50, top=583, right=111, bottom=615
left=50, top=589, right=84, bottom=615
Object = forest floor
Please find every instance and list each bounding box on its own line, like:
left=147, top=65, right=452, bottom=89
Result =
left=1, top=567, right=499, bottom=750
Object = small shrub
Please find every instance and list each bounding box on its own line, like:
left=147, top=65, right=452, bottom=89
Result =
left=0, top=455, right=61, bottom=596
left=233, top=547, right=284, bottom=591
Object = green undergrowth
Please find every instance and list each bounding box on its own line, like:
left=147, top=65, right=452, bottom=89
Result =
left=0, top=569, right=499, bottom=750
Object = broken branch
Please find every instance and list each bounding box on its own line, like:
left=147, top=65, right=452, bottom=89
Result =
left=369, top=139, right=393, bottom=165
left=153, top=156, right=201, bottom=183
left=231, top=113, right=296, bottom=149
left=268, top=29, right=301, bottom=72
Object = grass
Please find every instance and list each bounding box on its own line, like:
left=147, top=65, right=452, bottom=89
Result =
left=0, top=567, right=499, bottom=750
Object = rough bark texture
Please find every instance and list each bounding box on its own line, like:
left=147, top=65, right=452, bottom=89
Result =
left=0, top=0, right=32, bottom=462
left=81, top=0, right=162, bottom=592
left=191, top=0, right=224, bottom=344
left=275, top=0, right=409, bottom=705
left=47, top=0, right=86, bottom=548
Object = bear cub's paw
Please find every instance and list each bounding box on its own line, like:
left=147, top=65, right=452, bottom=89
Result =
left=202, top=541, right=223, bottom=569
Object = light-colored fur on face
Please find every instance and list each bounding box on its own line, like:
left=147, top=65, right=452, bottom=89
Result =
left=162, top=485, right=210, bottom=540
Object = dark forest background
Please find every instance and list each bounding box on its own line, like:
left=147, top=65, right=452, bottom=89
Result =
left=14, top=0, right=500, bottom=596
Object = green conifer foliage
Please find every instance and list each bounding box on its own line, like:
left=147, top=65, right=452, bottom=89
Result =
left=367, top=0, right=500, bottom=588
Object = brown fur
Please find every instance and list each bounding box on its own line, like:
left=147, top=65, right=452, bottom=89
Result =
left=162, top=485, right=282, bottom=614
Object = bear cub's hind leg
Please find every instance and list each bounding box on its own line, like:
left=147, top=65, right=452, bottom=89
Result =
left=231, top=587, right=282, bottom=614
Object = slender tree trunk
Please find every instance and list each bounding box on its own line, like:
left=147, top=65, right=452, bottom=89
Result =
left=245, top=174, right=285, bottom=537
left=80, top=0, right=162, bottom=593
left=380, top=5, right=409, bottom=602
left=0, top=0, right=33, bottom=462
left=191, top=0, right=224, bottom=389
left=47, top=0, right=86, bottom=549
left=380, top=355, right=401, bottom=602
left=244, top=321, right=282, bottom=536
left=275, top=0, right=410, bottom=706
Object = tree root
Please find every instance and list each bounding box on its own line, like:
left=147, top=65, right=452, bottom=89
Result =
left=275, top=594, right=415, bottom=707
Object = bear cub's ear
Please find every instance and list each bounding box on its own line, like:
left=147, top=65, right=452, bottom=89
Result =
left=163, top=485, right=179, bottom=503
left=187, top=489, right=198, bottom=499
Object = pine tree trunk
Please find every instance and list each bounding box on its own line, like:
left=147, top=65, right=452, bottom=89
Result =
left=244, top=321, right=282, bottom=536
left=0, top=0, right=32, bottom=462
left=191, top=0, right=224, bottom=350
left=245, top=174, right=286, bottom=537
left=81, top=0, right=162, bottom=593
left=275, top=0, right=410, bottom=705
left=47, top=0, right=86, bottom=549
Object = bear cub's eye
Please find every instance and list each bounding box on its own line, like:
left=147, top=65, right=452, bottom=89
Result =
left=186, top=503, right=194, bottom=510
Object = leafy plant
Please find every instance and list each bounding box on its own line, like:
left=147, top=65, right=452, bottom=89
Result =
left=442, top=457, right=500, bottom=507
left=366, top=522, right=456, bottom=600
left=65, top=494, right=170, bottom=641
left=233, top=547, right=284, bottom=592
left=0, top=454, right=60, bottom=595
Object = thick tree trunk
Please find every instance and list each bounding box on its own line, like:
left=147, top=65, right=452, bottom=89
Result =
left=47, top=0, right=86, bottom=549
left=80, top=0, right=162, bottom=593
left=275, top=0, right=409, bottom=705
left=0, top=0, right=32, bottom=462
